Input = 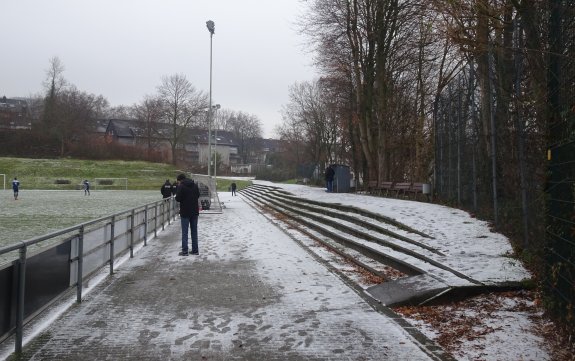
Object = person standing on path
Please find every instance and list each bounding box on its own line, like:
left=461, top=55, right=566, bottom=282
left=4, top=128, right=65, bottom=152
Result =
left=175, top=173, right=200, bottom=256
left=83, top=180, right=90, bottom=195
left=325, top=164, right=335, bottom=193
left=231, top=182, right=237, bottom=196
left=12, top=177, right=20, bottom=200
left=161, top=179, right=172, bottom=200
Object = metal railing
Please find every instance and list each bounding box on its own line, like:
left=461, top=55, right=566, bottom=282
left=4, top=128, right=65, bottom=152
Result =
left=0, top=197, right=178, bottom=355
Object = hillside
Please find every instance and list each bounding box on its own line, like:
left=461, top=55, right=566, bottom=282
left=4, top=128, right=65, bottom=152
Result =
left=0, top=157, right=185, bottom=190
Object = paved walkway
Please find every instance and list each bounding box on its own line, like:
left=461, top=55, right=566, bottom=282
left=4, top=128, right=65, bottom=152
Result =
left=4, top=193, right=448, bottom=361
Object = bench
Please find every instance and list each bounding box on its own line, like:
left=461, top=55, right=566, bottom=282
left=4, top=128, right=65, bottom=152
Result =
left=392, top=182, right=412, bottom=197
left=367, top=180, right=380, bottom=195
left=380, top=182, right=394, bottom=196
left=366, top=181, right=430, bottom=201
left=407, top=182, right=424, bottom=200
left=367, top=181, right=394, bottom=196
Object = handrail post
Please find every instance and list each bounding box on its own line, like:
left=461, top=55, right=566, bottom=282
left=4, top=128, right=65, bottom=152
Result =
left=130, top=209, right=135, bottom=258
left=161, top=202, right=165, bottom=231
left=154, top=203, right=158, bottom=238
left=109, top=216, right=115, bottom=275
left=15, top=244, right=27, bottom=354
left=144, top=205, right=148, bottom=246
left=167, top=199, right=171, bottom=225
left=173, top=197, right=177, bottom=221
left=76, top=226, right=84, bottom=303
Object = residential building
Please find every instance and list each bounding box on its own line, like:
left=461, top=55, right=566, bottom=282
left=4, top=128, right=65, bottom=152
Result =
left=0, top=96, right=32, bottom=130
left=103, top=119, right=240, bottom=169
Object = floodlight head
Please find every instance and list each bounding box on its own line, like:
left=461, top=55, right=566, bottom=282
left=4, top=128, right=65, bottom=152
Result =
left=206, top=20, right=215, bottom=35
left=213, top=104, right=221, bottom=109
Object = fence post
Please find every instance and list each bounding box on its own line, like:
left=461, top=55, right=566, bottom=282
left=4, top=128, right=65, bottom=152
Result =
left=130, top=209, right=135, bottom=258
left=167, top=199, right=171, bottom=225
left=457, top=75, right=462, bottom=206
left=161, top=202, right=165, bottom=231
left=470, top=63, right=478, bottom=213
left=154, top=203, right=158, bottom=238
left=109, top=216, right=115, bottom=275
left=514, top=16, right=529, bottom=248
left=488, top=42, right=499, bottom=227
left=15, top=244, right=27, bottom=354
left=76, top=226, right=84, bottom=303
left=173, top=198, right=178, bottom=221
left=144, top=205, right=148, bottom=247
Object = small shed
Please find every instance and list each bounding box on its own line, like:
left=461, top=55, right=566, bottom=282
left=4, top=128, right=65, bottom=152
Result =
left=331, top=164, right=351, bottom=193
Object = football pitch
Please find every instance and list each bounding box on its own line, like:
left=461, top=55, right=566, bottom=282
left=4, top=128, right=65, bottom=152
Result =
left=0, top=190, right=162, bottom=249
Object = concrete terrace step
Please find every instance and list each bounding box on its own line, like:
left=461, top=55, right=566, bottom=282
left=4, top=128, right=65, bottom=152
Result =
left=366, top=274, right=451, bottom=307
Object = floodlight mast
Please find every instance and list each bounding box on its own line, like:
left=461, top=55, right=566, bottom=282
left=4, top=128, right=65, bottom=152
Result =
left=206, top=20, right=215, bottom=177
left=212, top=104, right=221, bottom=179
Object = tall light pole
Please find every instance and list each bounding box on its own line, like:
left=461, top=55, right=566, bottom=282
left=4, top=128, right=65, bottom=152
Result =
left=206, top=20, right=215, bottom=177
left=212, top=104, right=221, bottom=179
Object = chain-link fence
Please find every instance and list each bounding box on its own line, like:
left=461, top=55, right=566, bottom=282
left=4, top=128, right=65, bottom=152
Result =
left=544, top=0, right=575, bottom=327
left=434, top=63, right=546, bottom=247
left=434, top=2, right=575, bottom=329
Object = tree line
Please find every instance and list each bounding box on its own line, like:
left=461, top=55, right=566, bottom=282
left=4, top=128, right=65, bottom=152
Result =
left=6, top=57, right=264, bottom=165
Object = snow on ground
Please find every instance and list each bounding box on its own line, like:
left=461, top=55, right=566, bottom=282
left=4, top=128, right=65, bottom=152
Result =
left=1, top=191, right=440, bottom=360
left=257, top=181, right=531, bottom=285
left=251, top=181, right=557, bottom=361
left=395, top=291, right=553, bottom=361
left=0, top=184, right=562, bottom=360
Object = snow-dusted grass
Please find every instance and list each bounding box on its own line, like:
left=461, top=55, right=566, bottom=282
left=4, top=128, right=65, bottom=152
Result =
left=0, top=190, right=161, bottom=248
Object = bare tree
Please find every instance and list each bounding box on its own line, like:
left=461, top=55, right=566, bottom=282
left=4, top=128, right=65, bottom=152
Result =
left=275, top=114, right=309, bottom=170
left=42, top=57, right=67, bottom=131
left=133, top=95, right=164, bottom=156
left=281, top=79, right=340, bottom=169
left=226, top=111, right=263, bottom=164
left=105, top=105, right=134, bottom=119
left=300, top=0, right=425, bottom=184
left=43, top=57, right=67, bottom=97
left=157, top=74, right=208, bottom=164
left=54, top=86, right=108, bottom=155
left=39, top=57, right=110, bottom=155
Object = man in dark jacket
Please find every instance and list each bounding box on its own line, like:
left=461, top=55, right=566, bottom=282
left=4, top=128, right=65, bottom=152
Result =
left=161, top=179, right=172, bottom=200
left=325, top=165, right=335, bottom=192
left=175, top=173, right=200, bottom=256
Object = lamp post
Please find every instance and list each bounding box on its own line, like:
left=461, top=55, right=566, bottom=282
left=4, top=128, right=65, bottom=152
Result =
left=212, top=104, right=221, bottom=179
left=206, top=20, right=215, bottom=177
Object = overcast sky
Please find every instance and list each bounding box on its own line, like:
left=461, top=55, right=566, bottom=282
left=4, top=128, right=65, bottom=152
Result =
left=0, top=0, right=318, bottom=138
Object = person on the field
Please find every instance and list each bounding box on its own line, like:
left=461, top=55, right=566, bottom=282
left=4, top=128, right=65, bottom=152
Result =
left=161, top=179, right=172, bottom=200
left=231, top=182, right=237, bottom=196
left=83, top=180, right=90, bottom=195
left=12, top=177, right=20, bottom=200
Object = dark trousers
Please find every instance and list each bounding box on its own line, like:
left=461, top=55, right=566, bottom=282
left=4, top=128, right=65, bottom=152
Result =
left=180, top=215, right=199, bottom=254
left=326, top=180, right=333, bottom=192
